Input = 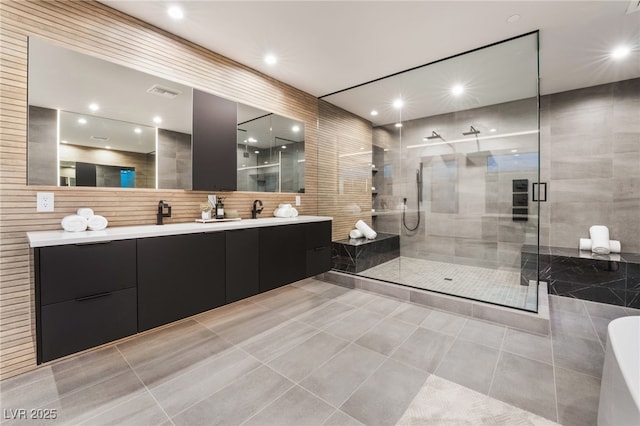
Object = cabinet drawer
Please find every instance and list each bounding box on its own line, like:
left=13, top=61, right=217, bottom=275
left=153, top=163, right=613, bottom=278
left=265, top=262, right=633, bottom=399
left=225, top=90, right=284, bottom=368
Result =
left=39, top=287, right=137, bottom=363
left=306, top=221, right=331, bottom=250
left=307, top=246, right=331, bottom=276
left=38, top=239, right=136, bottom=306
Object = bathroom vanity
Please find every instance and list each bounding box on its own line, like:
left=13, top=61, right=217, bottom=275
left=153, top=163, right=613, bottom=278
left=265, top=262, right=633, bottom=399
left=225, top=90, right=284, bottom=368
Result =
left=27, top=216, right=332, bottom=363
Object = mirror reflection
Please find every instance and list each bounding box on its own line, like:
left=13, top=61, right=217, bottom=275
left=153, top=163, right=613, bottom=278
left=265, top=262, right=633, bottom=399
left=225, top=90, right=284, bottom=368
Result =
left=28, top=37, right=306, bottom=193
left=236, top=105, right=305, bottom=193
left=27, top=37, right=194, bottom=189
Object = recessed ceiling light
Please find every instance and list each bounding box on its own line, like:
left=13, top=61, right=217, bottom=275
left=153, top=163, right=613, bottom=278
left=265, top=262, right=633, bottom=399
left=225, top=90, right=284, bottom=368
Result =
left=264, top=161, right=269, bottom=164
left=611, top=45, right=631, bottom=60
left=292, top=125, right=300, bottom=132
left=395, top=123, right=403, bottom=128
left=511, top=149, right=518, bottom=153
left=392, top=99, right=403, bottom=109
left=451, top=84, right=465, bottom=96
left=507, top=14, right=520, bottom=23
left=78, top=118, right=87, bottom=124
left=153, top=116, right=162, bottom=124
left=254, top=150, right=260, bottom=154
left=384, top=148, right=390, bottom=152
left=89, top=103, right=99, bottom=112
left=248, top=137, right=257, bottom=143
left=490, top=128, right=497, bottom=133
left=61, top=140, right=68, bottom=144
left=281, top=145, right=287, bottom=149
left=360, top=147, right=365, bottom=150
left=371, top=110, right=378, bottom=116
left=264, top=54, right=277, bottom=65
left=242, top=164, right=246, bottom=167
left=105, top=145, right=111, bottom=150
left=134, top=128, right=142, bottom=134
left=167, top=5, right=184, bottom=20
left=514, top=154, right=520, bottom=157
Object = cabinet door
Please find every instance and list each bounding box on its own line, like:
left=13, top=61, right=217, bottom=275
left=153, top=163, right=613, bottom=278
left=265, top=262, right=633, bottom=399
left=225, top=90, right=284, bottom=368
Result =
left=305, top=221, right=332, bottom=276
left=259, top=224, right=306, bottom=292
left=226, top=228, right=260, bottom=303
left=192, top=89, right=237, bottom=191
left=38, top=240, right=136, bottom=306
left=137, top=232, right=226, bottom=331
left=40, top=288, right=137, bottom=363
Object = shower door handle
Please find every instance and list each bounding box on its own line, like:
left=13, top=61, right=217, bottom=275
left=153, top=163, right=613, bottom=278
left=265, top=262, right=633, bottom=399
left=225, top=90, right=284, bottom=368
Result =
left=532, top=182, right=547, bottom=202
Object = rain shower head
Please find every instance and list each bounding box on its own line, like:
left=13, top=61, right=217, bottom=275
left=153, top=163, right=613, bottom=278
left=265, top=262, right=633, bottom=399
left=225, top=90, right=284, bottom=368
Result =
left=462, top=125, right=481, bottom=136
left=424, top=131, right=445, bottom=141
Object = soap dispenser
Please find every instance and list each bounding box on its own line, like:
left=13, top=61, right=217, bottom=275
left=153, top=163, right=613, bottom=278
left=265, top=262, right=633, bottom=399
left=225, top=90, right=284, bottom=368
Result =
left=215, top=197, right=225, bottom=219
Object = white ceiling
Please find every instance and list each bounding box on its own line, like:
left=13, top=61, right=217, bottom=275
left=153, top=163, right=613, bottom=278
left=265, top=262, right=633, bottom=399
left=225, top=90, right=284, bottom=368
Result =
left=98, top=0, right=640, bottom=100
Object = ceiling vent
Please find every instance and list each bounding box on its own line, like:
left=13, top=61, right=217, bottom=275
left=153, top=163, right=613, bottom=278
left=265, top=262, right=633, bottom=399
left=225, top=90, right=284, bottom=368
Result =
left=90, top=136, right=109, bottom=141
left=146, top=84, right=182, bottom=99
left=627, top=0, right=640, bottom=14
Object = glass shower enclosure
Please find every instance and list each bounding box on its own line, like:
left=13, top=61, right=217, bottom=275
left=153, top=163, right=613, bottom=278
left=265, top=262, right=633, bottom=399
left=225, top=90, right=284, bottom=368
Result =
left=320, top=32, right=540, bottom=312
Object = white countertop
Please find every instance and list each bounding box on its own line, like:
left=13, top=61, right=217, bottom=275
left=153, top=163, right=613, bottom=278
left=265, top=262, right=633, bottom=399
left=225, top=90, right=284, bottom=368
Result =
left=27, top=216, right=333, bottom=248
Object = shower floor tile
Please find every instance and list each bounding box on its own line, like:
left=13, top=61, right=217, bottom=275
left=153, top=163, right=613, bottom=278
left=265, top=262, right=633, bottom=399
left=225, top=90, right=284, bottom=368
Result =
left=358, top=256, right=535, bottom=310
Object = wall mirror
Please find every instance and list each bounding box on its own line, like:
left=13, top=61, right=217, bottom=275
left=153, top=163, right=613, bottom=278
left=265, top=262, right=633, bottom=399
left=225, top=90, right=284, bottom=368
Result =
left=27, top=37, right=306, bottom=193
left=27, top=37, right=193, bottom=189
left=236, top=104, right=305, bottom=193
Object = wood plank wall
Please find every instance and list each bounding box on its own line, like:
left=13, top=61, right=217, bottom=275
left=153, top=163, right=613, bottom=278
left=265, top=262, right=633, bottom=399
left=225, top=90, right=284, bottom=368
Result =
left=0, top=0, right=375, bottom=380
left=318, top=100, right=373, bottom=240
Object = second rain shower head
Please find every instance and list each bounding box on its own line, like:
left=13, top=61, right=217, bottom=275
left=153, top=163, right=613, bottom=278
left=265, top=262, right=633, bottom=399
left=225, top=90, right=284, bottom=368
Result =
left=462, top=125, right=481, bottom=136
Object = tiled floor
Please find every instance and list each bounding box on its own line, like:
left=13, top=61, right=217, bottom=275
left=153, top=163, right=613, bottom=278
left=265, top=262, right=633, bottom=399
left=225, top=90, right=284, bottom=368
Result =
left=1, top=278, right=638, bottom=425
left=359, top=257, right=537, bottom=310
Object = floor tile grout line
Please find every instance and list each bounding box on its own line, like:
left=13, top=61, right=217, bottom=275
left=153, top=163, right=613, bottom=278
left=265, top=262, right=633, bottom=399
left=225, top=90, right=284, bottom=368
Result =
left=240, top=360, right=341, bottom=425
left=114, top=346, right=175, bottom=426
left=549, top=299, right=561, bottom=424
left=486, top=325, right=509, bottom=397
left=0, top=349, right=138, bottom=423
left=431, top=314, right=469, bottom=376
left=166, top=346, right=267, bottom=422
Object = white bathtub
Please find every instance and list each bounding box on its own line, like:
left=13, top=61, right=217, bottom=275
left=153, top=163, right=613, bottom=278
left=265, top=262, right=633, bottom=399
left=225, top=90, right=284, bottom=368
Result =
left=598, top=316, right=640, bottom=426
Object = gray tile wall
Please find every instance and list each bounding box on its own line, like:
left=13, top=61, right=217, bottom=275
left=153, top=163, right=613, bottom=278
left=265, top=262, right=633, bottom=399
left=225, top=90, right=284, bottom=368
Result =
left=542, top=78, right=640, bottom=253
left=373, top=97, right=539, bottom=271
left=27, top=105, right=58, bottom=185
left=373, top=77, right=640, bottom=270
left=157, top=129, right=192, bottom=190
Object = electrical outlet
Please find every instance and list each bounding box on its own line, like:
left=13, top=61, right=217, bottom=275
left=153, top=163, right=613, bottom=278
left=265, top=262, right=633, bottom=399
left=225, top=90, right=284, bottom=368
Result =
left=37, top=192, right=54, bottom=212
left=295, top=195, right=301, bottom=206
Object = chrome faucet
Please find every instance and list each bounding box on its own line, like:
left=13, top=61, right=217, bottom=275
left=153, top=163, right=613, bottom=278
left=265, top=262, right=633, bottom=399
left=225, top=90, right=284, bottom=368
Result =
left=157, top=200, right=171, bottom=225
left=252, top=200, right=264, bottom=219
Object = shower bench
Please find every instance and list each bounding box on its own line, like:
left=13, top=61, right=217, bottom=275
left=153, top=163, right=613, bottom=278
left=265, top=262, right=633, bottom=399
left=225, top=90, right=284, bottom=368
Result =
left=521, top=244, right=640, bottom=308
left=332, top=233, right=400, bottom=273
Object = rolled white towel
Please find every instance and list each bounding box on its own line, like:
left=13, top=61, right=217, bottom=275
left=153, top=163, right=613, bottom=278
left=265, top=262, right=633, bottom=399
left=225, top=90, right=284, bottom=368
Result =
left=61, top=215, right=88, bottom=232
left=87, top=215, right=108, bottom=231
left=290, top=207, right=299, bottom=217
left=77, top=208, right=94, bottom=219
left=349, top=229, right=364, bottom=239
left=579, top=238, right=622, bottom=253
left=273, top=208, right=291, bottom=218
left=589, top=225, right=611, bottom=254
left=579, top=238, right=592, bottom=251
left=610, top=240, right=621, bottom=253
left=355, top=219, right=377, bottom=240
left=279, top=203, right=292, bottom=209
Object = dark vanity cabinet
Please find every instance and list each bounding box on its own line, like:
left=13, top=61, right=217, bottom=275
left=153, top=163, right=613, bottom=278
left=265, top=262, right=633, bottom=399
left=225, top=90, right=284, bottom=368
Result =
left=35, top=240, right=137, bottom=363
left=137, top=232, right=226, bottom=331
left=34, top=219, right=331, bottom=363
left=192, top=89, right=237, bottom=191
left=305, top=221, right=332, bottom=276
left=226, top=228, right=260, bottom=303
left=258, top=221, right=332, bottom=292
left=259, top=224, right=307, bottom=292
